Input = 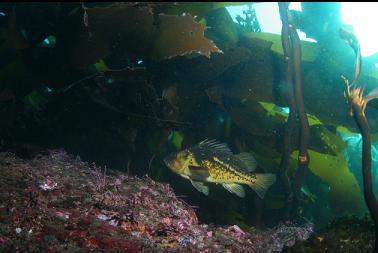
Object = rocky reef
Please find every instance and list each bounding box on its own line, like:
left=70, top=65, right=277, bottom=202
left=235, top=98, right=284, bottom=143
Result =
left=0, top=150, right=312, bottom=253
left=286, top=216, right=374, bottom=253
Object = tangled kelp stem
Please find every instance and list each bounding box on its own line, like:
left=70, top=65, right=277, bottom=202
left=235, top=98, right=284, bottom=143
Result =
left=278, top=2, right=310, bottom=220
left=290, top=21, right=310, bottom=202
left=342, top=30, right=378, bottom=253
left=278, top=2, right=296, bottom=219
left=344, top=80, right=378, bottom=253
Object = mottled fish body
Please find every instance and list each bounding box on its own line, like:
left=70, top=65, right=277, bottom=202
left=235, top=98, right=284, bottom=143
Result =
left=164, top=139, right=276, bottom=198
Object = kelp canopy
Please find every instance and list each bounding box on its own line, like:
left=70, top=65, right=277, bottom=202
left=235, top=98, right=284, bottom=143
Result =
left=0, top=2, right=376, bottom=232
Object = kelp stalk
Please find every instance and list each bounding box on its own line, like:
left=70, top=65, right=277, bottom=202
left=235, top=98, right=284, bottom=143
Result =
left=355, top=92, right=378, bottom=253
left=342, top=29, right=378, bottom=252
left=344, top=81, right=378, bottom=252
left=278, top=2, right=296, bottom=219
left=290, top=21, right=310, bottom=199
left=278, top=2, right=310, bottom=219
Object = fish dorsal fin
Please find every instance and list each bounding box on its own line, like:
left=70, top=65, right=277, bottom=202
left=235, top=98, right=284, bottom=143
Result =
left=234, top=152, right=257, bottom=172
left=222, top=183, right=245, bottom=198
left=198, top=139, right=232, bottom=154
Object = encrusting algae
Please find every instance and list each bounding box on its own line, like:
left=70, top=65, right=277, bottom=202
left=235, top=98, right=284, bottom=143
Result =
left=0, top=149, right=312, bottom=253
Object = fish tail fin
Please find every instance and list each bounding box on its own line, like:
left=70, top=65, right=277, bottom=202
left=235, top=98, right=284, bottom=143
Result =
left=248, top=173, right=276, bottom=199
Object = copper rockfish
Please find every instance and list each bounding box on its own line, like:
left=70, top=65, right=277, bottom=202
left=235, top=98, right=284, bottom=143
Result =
left=164, top=139, right=276, bottom=198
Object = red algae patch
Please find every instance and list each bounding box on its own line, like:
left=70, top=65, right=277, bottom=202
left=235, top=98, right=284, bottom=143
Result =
left=0, top=150, right=312, bottom=253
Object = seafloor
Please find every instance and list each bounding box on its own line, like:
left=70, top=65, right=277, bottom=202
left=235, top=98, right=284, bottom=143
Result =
left=0, top=150, right=315, bottom=253
left=0, top=150, right=374, bottom=253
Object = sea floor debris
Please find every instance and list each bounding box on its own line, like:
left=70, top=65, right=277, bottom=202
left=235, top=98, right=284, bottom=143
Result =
left=0, top=150, right=312, bottom=253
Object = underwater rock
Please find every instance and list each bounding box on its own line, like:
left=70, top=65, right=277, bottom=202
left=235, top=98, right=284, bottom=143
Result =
left=0, top=149, right=313, bottom=253
left=286, top=215, right=374, bottom=253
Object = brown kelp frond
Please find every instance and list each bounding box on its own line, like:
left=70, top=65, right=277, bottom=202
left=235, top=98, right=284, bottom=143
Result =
left=351, top=86, right=367, bottom=114
left=341, top=26, right=378, bottom=253
left=342, top=75, right=367, bottom=116
left=151, top=12, right=223, bottom=60
left=72, top=3, right=222, bottom=69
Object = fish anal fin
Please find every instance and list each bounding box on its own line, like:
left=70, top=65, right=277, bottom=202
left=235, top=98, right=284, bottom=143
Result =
left=248, top=174, right=276, bottom=199
left=188, top=165, right=210, bottom=181
left=190, top=180, right=209, bottom=195
left=234, top=152, right=257, bottom=172
left=222, top=183, right=245, bottom=198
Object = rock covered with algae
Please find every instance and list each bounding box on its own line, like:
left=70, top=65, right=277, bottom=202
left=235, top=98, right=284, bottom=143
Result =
left=0, top=150, right=312, bottom=252
left=287, top=216, right=374, bottom=253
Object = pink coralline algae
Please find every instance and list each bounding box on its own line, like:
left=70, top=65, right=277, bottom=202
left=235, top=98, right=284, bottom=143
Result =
left=0, top=150, right=313, bottom=252
left=39, top=176, right=58, bottom=191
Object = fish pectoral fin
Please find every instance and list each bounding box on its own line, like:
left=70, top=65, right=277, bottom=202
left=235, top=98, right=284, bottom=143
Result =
left=248, top=173, right=276, bottom=199
left=190, top=180, right=209, bottom=195
left=234, top=152, right=257, bottom=172
left=222, top=183, right=245, bottom=198
left=188, top=166, right=210, bottom=181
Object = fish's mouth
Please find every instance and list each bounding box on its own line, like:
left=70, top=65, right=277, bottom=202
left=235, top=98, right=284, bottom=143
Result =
left=163, top=152, right=176, bottom=170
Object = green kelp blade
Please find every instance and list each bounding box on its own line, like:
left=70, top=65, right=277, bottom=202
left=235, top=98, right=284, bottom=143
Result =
left=243, top=32, right=319, bottom=62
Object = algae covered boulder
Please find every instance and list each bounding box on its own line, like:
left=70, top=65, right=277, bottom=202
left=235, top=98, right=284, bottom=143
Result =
left=0, top=150, right=313, bottom=253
